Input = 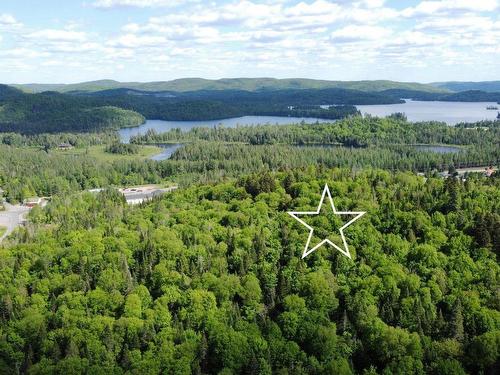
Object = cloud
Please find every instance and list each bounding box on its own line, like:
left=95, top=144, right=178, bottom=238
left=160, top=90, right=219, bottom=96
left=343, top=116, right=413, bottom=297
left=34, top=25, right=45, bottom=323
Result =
left=330, top=25, right=392, bottom=42
left=0, top=14, right=22, bottom=28
left=25, top=29, right=88, bottom=42
left=401, top=0, right=499, bottom=17
left=91, top=0, right=196, bottom=8
left=2, top=0, right=499, bottom=82
left=107, top=33, right=167, bottom=48
left=0, top=48, right=49, bottom=58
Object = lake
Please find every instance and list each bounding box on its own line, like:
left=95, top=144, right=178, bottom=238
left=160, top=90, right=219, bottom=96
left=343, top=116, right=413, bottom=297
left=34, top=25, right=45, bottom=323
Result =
left=119, top=116, right=329, bottom=143
left=149, top=143, right=184, bottom=161
left=120, top=101, right=499, bottom=143
left=356, top=100, right=499, bottom=125
left=118, top=101, right=494, bottom=160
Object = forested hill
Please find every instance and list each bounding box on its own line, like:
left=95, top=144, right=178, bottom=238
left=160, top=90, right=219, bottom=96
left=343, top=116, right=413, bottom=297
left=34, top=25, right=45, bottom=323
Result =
left=87, top=87, right=402, bottom=105
left=74, top=87, right=398, bottom=121
left=3, top=82, right=499, bottom=134
left=1, top=85, right=399, bottom=133
left=0, top=168, right=498, bottom=374
left=432, top=81, right=500, bottom=93
left=0, top=85, right=145, bottom=133
left=13, top=78, right=447, bottom=94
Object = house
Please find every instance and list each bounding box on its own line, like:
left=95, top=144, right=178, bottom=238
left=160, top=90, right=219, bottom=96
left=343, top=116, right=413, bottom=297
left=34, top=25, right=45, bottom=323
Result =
left=58, top=143, right=74, bottom=150
left=24, top=197, right=42, bottom=207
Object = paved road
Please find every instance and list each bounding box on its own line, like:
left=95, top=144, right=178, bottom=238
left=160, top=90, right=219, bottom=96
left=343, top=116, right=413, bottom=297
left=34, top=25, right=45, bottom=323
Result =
left=0, top=203, right=30, bottom=242
left=437, top=166, right=497, bottom=178
left=122, top=186, right=178, bottom=204
left=455, top=166, right=497, bottom=175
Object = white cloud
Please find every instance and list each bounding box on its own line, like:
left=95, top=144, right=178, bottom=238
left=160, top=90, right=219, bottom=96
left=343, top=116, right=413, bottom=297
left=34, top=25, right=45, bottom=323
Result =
left=108, top=33, right=167, bottom=48
left=330, top=25, right=392, bottom=42
left=1, top=0, right=499, bottom=82
left=0, top=14, right=22, bottom=28
left=0, top=48, right=49, bottom=58
left=91, top=0, right=195, bottom=8
left=415, top=16, right=496, bottom=32
left=25, top=29, right=88, bottom=42
left=402, top=0, right=499, bottom=17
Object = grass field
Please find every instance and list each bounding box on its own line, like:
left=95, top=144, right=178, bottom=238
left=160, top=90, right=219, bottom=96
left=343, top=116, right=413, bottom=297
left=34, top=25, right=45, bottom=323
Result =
left=53, top=144, right=164, bottom=162
left=0, top=226, right=6, bottom=237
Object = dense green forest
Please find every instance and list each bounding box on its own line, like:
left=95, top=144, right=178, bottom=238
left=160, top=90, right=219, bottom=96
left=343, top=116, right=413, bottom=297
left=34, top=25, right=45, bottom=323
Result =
left=0, top=131, right=119, bottom=148
left=0, top=85, right=382, bottom=133
left=1, top=139, right=496, bottom=203
left=0, top=168, right=498, bottom=374
left=0, top=85, right=145, bottom=134
left=3, top=82, right=498, bottom=135
left=105, top=142, right=140, bottom=155
left=129, top=116, right=499, bottom=147
left=1, top=117, right=498, bottom=202
left=0, top=112, right=498, bottom=374
left=100, top=88, right=498, bottom=105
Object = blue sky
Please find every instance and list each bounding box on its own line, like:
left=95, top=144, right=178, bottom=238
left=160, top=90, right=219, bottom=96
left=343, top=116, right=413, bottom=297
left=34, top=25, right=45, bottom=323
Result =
left=0, top=0, right=498, bottom=83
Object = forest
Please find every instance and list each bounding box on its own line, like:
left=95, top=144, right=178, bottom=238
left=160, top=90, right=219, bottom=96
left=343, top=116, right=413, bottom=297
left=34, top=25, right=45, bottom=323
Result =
left=129, top=116, right=499, bottom=147
left=0, top=168, right=498, bottom=374
left=3, top=82, right=498, bottom=135
left=0, top=85, right=380, bottom=133
left=0, top=85, right=145, bottom=134
left=0, top=110, right=498, bottom=374
left=1, top=117, right=498, bottom=202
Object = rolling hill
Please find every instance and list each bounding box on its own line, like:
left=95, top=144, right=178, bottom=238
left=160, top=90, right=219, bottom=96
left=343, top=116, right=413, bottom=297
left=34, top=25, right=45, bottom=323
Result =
left=431, top=81, right=500, bottom=93
left=12, top=78, right=448, bottom=94
left=0, top=85, right=145, bottom=133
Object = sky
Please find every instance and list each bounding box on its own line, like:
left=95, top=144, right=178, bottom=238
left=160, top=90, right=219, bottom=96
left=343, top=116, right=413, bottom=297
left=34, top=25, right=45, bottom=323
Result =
left=0, top=0, right=498, bottom=84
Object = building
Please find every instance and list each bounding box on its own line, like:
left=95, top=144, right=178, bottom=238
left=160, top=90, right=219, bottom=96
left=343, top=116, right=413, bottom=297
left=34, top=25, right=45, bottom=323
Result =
left=24, top=197, right=42, bottom=207
left=58, top=143, right=74, bottom=150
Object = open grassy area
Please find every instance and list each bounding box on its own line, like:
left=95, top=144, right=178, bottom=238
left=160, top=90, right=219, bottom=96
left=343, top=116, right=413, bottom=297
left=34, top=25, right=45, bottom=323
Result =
left=53, top=144, right=164, bottom=162
left=0, top=226, right=6, bottom=237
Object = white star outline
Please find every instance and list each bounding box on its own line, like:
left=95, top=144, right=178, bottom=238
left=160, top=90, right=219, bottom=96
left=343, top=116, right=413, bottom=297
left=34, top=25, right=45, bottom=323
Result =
left=287, top=184, right=366, bottom=259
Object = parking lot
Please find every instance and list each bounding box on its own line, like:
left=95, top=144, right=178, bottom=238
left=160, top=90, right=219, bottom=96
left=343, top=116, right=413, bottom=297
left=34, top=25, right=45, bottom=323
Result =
left=0, top=203, right=31, bottom=242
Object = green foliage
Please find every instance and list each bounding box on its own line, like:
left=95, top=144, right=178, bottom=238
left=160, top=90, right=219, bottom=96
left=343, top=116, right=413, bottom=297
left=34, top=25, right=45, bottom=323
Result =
left=0, top=87, right=145, bottom=133
left=0, top=169, right=498, bottom=374
left=1, top=117, right=498, bottom=203
left=131, top=116, right=500, bottom=148
left=105, top=142, right=139, bottom=155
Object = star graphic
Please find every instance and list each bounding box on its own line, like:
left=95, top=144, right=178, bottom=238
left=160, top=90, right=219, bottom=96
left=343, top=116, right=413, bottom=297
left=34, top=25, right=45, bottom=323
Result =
left=288, top=184, right=366, bottom=259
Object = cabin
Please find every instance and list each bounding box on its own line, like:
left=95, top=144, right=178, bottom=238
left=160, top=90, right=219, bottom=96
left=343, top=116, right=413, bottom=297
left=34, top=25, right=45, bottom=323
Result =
left=58, top=143, right=74, bottom=150
left=24, top=197, right=42, bottom=207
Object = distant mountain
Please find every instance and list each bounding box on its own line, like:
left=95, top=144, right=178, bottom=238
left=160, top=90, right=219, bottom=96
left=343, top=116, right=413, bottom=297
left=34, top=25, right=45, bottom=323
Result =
left=438, top=90, right=500, bottom=102
left=12, top=78, right=447, bottom=94
left=431, top=81, right=500, bottom=93
left=0, top=84, right=23, bottom=99
left=83, top=87, right=403, bottom=105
